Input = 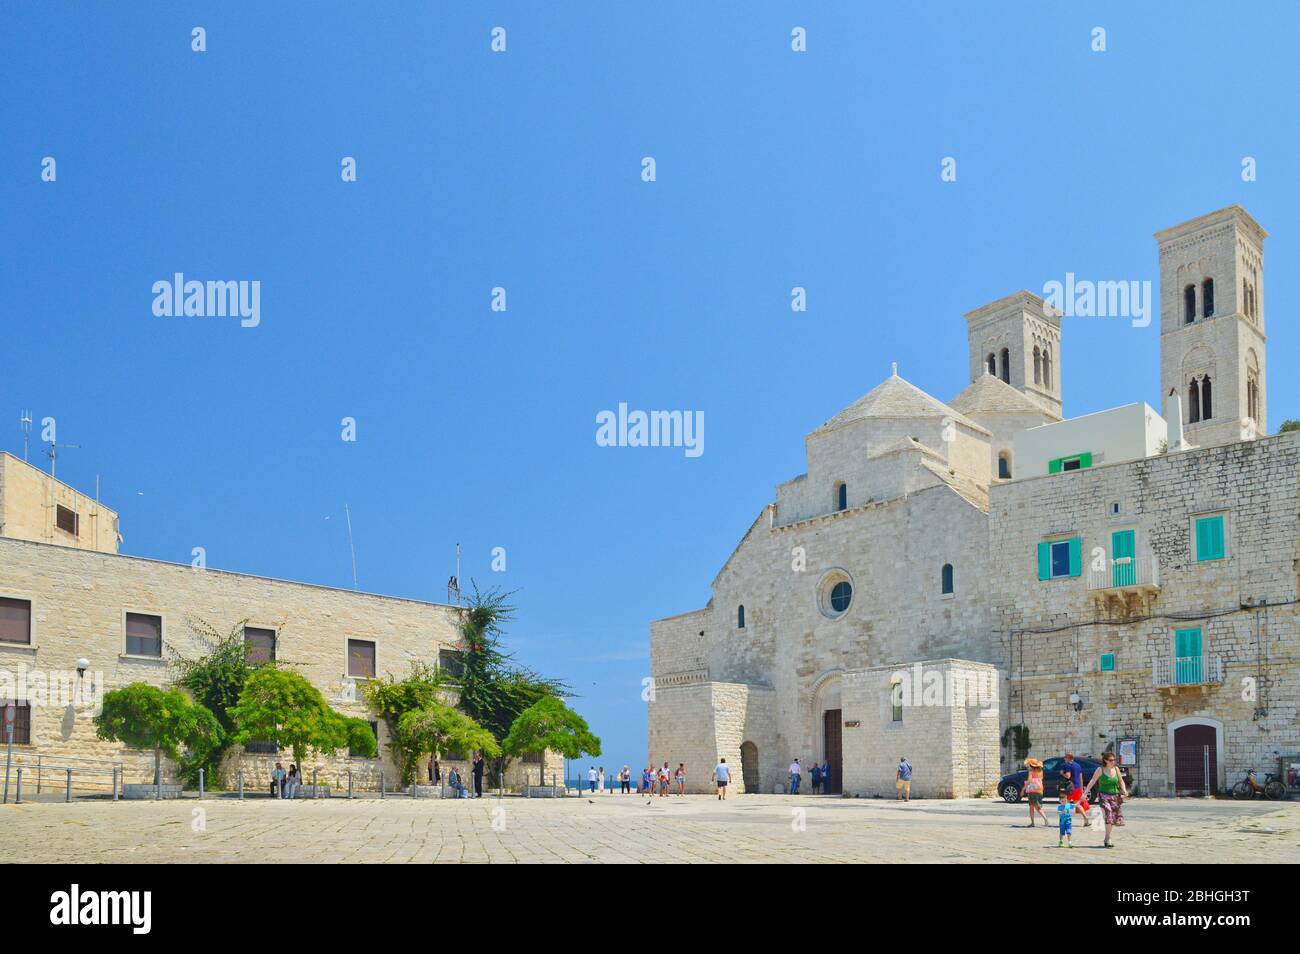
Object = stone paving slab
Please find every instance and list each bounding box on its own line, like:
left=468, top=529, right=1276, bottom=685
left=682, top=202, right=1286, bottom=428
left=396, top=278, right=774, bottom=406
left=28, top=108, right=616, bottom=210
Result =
left=2, top=793, right=1296, bottom=864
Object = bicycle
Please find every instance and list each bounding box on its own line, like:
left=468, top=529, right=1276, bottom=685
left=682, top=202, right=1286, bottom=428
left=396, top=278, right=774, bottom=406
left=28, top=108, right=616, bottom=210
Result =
left=1230, top=768, right=1288, bottom=801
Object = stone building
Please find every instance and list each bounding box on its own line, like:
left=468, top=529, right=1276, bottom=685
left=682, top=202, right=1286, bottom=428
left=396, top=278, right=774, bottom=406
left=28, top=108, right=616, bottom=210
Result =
left=0, top=452, right=563, bottom=792
left=649, top=205, right=1299, bottom=798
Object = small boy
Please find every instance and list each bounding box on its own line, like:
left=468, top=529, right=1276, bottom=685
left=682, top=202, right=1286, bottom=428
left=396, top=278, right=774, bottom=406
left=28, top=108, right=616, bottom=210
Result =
left=1056, top=781, right=1075, bottom=847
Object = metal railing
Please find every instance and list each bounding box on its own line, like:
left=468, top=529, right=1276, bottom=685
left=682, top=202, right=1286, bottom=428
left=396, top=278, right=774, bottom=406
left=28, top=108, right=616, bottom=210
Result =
left=1153, top=653, right=1224, bottom=687
left=1086, top=554, right=1159, bottom=591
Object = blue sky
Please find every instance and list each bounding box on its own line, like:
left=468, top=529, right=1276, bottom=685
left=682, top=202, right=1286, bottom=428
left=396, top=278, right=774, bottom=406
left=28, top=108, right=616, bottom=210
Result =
left=3, top=2, right=1298, bottom=775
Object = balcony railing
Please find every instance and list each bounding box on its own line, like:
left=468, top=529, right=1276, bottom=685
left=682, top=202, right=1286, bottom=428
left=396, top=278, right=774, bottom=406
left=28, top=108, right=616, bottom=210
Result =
left=1086, top=554, right=1159, bottom=592
left=1153, top=653, right=1224, bottom=688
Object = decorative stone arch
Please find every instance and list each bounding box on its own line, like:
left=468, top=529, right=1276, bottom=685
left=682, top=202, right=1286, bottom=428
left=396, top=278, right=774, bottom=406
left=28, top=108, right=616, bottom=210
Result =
left=739, top=740, right=760, bottom=793
left=1167, top=715, right=1225, bottom=794
left=808, top=669, right=844, bottom=791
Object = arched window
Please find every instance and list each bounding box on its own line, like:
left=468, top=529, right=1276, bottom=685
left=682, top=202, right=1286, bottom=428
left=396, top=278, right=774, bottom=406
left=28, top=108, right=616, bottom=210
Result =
left=737, top=605, right=745, bottom=629
left=834, top=481, right=847, bottom=512
left=1184, top=284, right=1196, bottom=323
left=1243, top=277, right=1249, bottom=316
left=1201, top=374, right=1212, bottom=420
left=1188, top=378, right=1201, bottom=424
left=1202, top=278, right=1214, bottom=317
left=998, top=452, right=1011, bottom=480
left=1033, top=346, right=1042, bottom=385
left=941, top=563, right=954, bottom=595
left=986, top=353, right=996, bottom=375
left=1042, top=347, right=1052, bottom=389
left=1000, top=348, right=1010, bottom=384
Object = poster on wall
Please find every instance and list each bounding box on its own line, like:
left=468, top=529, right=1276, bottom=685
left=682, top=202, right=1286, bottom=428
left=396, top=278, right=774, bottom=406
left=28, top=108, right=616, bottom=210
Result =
left=1118, top=738, right=1138, bottom=767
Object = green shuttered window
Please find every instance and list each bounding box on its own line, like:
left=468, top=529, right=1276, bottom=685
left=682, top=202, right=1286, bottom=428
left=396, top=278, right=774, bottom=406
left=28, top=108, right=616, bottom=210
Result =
left=1194, top=515, right=1226, bottom=562
left=1037, top=537, right=1082, bottom=580
left=1047, top=452, right=1093, bottom=474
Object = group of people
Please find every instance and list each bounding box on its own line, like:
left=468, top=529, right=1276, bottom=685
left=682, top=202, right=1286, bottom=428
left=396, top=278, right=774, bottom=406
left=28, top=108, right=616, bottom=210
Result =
left=583, top=764, right=688, bottom=795
left=269, top=762, right=302, bottom=798
left=785, top=758, right=840, bottom=795
left=426, top=752, right=487, bottom=798
left=1022, top=751, right=1130, bottom=848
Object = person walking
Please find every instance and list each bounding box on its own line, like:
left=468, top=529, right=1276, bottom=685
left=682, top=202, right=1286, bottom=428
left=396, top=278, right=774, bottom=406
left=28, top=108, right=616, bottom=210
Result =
left=620, top=765, right=631, bottom=794
left=587, top=766, right=598, bottom=793
left=1022, top=758, right=1048, bottom=827
left=659, top=761, right=671, bottom=797
left=896, top=756, right=913, bottom=801
left=810, top=762, right=822, bottom=795
left=1059, top=752, right=1091, bottom=826
left=1056, top=780, right=1076, bottom=847
left=713, top=757, right=731, bottom=800
left=822, top=760, right=834, bottom=794
left=1082, top=752, right=1129, bottom=848
left=472, top=751, right=485, bottom=798
left=674, top=762, right=686, bottom=796
left=788, top=758, right=802, bottom=795
left=641, top=766, right=652, bottom=794
left=597, top=766, right=606, bottom=794
left=431, top=758, right=441, bottom=787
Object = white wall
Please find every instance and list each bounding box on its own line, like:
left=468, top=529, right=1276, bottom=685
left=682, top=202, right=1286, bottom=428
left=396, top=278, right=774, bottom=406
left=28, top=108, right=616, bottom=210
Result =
left=1013, top=402, right=1166, bottom=478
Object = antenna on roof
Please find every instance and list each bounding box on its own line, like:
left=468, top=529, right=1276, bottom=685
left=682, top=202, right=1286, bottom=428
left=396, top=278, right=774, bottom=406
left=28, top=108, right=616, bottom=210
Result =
left=46, top=433, right=80, bottom=479
left=19, top=410, right=32, bottom=462
left=448, top=543, right=462, bottom=606
left=343, top=502, right=359, bottom=590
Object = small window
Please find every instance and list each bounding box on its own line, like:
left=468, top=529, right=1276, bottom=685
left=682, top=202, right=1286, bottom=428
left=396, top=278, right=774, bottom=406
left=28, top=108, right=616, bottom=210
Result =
left=1099, top=652, right=1116, bottom=673
left=1202, top=278, right=1214, bottom=317
left=1037, top=538, right=1081, bottom=580
left=998, top=454, right=1011, bottom=480
left=244, top=740, right=279, bottom=754
left=986, top=353, right=996, bottom=375
left=1194, top=515, right=1226, bottom=562
left=347, top=638, right=376, bottom=678
left=350, top=721, right=379, bottom=759
left=1110, top=502, right=1121, bottom=517
left=941, top=563, right=954, bottom=595
left=244, top=626, right=276, bottom=664
left=0, top=597, right=32, bottom=645
left=1048, top=453, right=1092, bottom=474
left=1183, top=284, right=1196, bottom=323
left=56, top=505, right=79, bottom=537
left=890, top=682, right=904, bottom=723
left=0, top=701, right=32, bottom=745
left=438, top=648, right=464, bottom=681
left=834, top=481, right=848, bottom=512
left=1000, top=348, right=1011, bottom=384
left=1201, top=375, right=1213, bottom=421
left=737, top=605, right=745, bottom=629
left=124, top=612, right=163, bottom=657
left=830, top=581, right=852, bottom=613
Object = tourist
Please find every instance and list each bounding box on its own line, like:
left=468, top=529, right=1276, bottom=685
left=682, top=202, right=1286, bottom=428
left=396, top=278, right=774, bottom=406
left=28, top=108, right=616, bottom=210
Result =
left=587, top=766, right=598, bottom=793
left=660, top=761, right=671, bottom=797
left=427, top=755, right=435, bottom=784
left=1056, top=780, right=1076, bottom=847
left=620, top=765, right=631, bottom=794
left=675, top=762, right=686, bottom=795
left=896, top=756, right=913, bottom=801
left=713, top=757, right=731, bottom=800
left=285, top=764, right=299, bottom=799
left=1023, top=758, right=1048, bottom=827
left=641, top=766, right=652, bottom=794
left=431, top=758, right=441, bottom=786
left=1060, top=752, right=1090, bottom=825
left=449, top=766, right=467, bottom=797
left=788, top=758, right=802, bottom=795
left=271, top=762, right=285, bottom=798
left=472, top=751, right=485, bottom=798
left=822, top=761, right=833, bottom=794
left=597, top=766, right=605, bottom=794
left=810, top=762, right=822, bottom=795
left=1082, top=752, right=1129, bottom=848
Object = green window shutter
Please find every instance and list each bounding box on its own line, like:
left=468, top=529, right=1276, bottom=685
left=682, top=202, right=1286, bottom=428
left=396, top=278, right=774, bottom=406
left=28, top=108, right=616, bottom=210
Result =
left=1037, top=542, right=1051, bottom=581
left=1196, top=515, right=1226, bottom=561
left=1208, top=515, right=1225, bottom=559
left=1067, top=537, right=1082, bottom=577
left=1079, top=452, right=1093, bottom=469
left=1175, top=628, right=1202, bottom=657
left=1099, top=652, right=1116, bottom=672
left=1048, top=457, right=1063, bottom=474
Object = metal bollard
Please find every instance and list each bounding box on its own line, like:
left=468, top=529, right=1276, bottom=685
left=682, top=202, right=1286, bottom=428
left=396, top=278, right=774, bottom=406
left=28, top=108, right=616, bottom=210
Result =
left=155, top=771, right=162, bottom=801
left=347, top=768, right=353, bottom=799
left=238, top=770, right=244, bottom=799
left=15, top=767, right=22, bottom=804
left=312, top=767, right=318, bottom=799
left=65, top=768, right=73, bottom=803
left=380, top=770, right=385, bottom=799
left=199, top=768, right=205, bottom=800
left=112, top=767, right=119, bottom=801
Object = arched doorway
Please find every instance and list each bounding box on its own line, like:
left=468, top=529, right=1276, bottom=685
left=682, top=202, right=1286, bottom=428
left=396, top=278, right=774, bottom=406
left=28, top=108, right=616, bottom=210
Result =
left=740, top=741, right=759, bottom=793
left=1171, top=718, right=1222, bottom=794
left=811, top=671, right=843, bottom=794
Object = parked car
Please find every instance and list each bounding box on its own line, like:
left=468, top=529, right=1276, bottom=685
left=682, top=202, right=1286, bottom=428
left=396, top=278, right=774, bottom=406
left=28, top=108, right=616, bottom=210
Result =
left=998, top=757, right=1133, bottom=803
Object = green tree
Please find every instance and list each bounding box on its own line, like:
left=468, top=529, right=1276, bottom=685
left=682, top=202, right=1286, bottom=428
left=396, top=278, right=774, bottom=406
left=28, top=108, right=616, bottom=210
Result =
left=167, top=617, right=256, bottom=787
left=502, top=696, right=601, bottom=768
left=397, top=701, right=500, bottom=770
left=1279, top=419, right=1300, bottom=433
left=229, top=667, right=374, bottom=770
left=362, top=662, right=450, bottom=783
left=94, top=683, right=221, bottom=786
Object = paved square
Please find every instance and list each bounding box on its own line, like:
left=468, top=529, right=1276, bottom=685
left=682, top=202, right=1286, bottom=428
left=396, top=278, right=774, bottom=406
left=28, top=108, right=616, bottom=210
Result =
left=3, top=793, right=1297, bottom=863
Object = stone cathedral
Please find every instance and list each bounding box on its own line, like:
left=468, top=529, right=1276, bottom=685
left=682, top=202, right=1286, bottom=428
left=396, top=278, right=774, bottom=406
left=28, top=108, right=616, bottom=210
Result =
left=649, top=205, right=1299, bottom=798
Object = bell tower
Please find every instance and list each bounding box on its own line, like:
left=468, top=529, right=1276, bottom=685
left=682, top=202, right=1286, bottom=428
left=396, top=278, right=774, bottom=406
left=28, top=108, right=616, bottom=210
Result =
left=1156, top=206, right=1267, bottom=448
left=964, top=291, right=1062, bottom=419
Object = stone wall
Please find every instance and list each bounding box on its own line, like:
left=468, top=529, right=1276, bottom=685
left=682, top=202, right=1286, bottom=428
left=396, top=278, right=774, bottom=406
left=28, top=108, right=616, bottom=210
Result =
left=0, top=453, right=120, bottom=554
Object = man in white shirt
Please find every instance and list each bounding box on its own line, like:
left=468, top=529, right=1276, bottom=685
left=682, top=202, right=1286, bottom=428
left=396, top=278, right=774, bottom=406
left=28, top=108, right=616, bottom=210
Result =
left=712, top=758, right=731, bottom=800
left=587, top=766, right=597, bottom=793
left=788, top=759, right=803, bottom=795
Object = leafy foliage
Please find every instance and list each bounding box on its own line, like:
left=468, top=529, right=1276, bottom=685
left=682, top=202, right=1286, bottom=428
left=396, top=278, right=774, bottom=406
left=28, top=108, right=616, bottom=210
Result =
left=167, top=617, right=256, bottom=786
left=502, top=695, right=600, bottom=762
left=95, top=683, right=221, bottom=785
left=398, top=701, right=500, bottom=762
left=229, top=667, right=372, bottom=767
left=1279, top=419, right=1300, bottom=434
left=362, top=661, right=450, bottom=783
